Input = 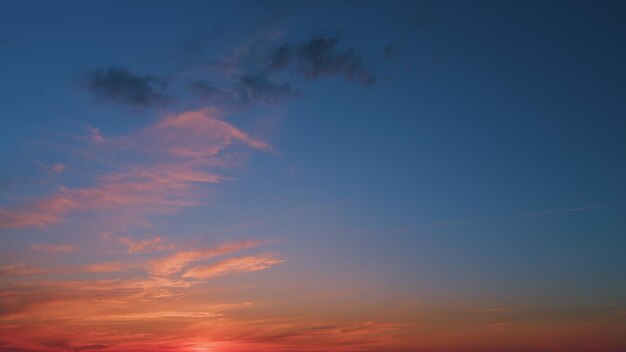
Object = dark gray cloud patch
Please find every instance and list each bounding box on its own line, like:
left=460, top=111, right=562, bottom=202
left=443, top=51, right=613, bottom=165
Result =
left=268, top=43, right=293, bottom=71
left=189, top=80, right=233, bottom=101
left=267, top=34, right=376, bottom=86
left=382, top=45, right=394, bottom=58
left=83, top=67, right=168, bottom=108
left=188, top=76, right=297, bottom=106
left=236, top=74, right=298, bottom=105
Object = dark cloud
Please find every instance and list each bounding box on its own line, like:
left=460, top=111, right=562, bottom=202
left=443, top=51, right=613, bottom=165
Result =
left=193, top=31, right=378, bottom=106
left=268, top=34, right=376, bottom=86
left=236, top=74, right=298, bottom=105
left=189, top=80, right=233, bottom=101
left=83, top=67, right=168, bottom=108
left=188, top=76, right=297, bottom=106
left=296, top=35, right=375, bottom=85
left=382, top=45, right=394, bottom=58
left=268, top=43, right=293, bottom=70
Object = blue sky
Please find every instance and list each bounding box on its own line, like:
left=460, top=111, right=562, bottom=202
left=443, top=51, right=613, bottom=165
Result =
left=1, top=1, right=625, bottom=351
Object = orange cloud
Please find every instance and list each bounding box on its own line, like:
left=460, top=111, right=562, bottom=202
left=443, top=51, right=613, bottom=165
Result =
left=119, top=236, right=175, bottom=253
left=84, top=261, right=129, bottom=273
left=182, top=254, right=285, bottom=279
left=0, top=264, right=51, bottom=276
left=149, top=240, right=264, bottom=277
left=0, top=108, right=271, bottom=229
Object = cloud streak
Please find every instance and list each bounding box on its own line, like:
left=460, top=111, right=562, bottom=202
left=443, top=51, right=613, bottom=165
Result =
left=236, top=74, right=298, bottom=105
left=149, top=240, right=265, bottom=277
left=0, top=265, right=51, bottom=276
left=0, top=108, right=270, bottom=229
left=119, top=236, right=174, bottom=254
left=182, top=254, right=286, bottom=279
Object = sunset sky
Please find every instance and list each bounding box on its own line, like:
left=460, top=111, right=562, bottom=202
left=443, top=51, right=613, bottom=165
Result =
left=1, top=1, right=626, bottom=351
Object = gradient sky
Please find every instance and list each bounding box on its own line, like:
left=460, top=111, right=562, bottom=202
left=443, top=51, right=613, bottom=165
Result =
left=1, top=1, right=626, bottom=351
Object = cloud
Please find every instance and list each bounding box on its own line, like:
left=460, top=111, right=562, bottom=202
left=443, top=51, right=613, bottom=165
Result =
left=83, top=67, right=168, bottom=108
left=212, top=318, right=403, bottom=350
left=0, top=255, right=416, bottom=352
left=381, top=45, right=394, bottom=58
left=268, top=43, right=292, bottom=70
left=50, top=163, right=65, bottom=173
left=87, top=126, right=106, bottom=143
left=295, top=35, right=375, bottom=85
left=189, top=80, right=234, bottom=102
left=200, top=32, right=378, bottom=108
left=268, top=34, right=376, bottom=86
left=84, top=261, right=129, bottom=273
left=236, top=74, right=298, bottom=105
left=30, top=243, right=76, bottom=253
left=514, top=202, right=626, bottom=218
left=150, top=240, right=264, bottom=277
left=97, top=310, right=222, bottom=320
left=469, top=307, right=511, bottom=313
left=150, top=108, right=272, bottom=152
left=190, top=75, right=298, bottom=106
left=119, top=236, right=174, bottom=254
left=0, top=108, right=271, bottom=229
left=0, top=264, right=51, bottom=276
left=182, top=254, right=286, bottom=279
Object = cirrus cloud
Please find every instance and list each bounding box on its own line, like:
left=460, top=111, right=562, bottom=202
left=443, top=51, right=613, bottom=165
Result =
left=182, top=254, right=286, bottom=279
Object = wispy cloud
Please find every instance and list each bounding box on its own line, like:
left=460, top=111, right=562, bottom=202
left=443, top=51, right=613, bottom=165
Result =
left=513, top=202, right=626, bottom=218
left=150, top=240, right=265, bottom=277
left=236, top=74, right=298, bottom=105
left=277, top=34, right=377, bottom=86
left=391, top=201, right=626, bottom=235
left=50, top=163, right=65, bottom=174
left=0, top=108, right=271, bottom=229
left=188, top=31, right=380, bottom=107
left=0, top=264, right=51, bottom=276
left=189, top=80, right=233, bottom=102
left=228, top=32, right=378, bottom=86
left=84, top=261, right=129, bottom=273
left=469, top=307, right=511, bottom=313
left=119, top=236, right=175, bottom=254
left=182, top=254, right=286, bottom=279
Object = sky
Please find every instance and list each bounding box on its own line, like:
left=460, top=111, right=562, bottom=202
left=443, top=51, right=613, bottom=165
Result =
left=1, top=1, right=625, bottom=351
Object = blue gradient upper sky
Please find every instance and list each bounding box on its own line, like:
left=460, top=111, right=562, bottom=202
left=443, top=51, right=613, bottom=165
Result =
left=1, top=1, right=626, bottom=351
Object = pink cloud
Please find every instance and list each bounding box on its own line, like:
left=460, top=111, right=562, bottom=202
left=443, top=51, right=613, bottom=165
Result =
left=0, top=264, right=52, bottom=276
left=119, top=236, right=175, bottom=253
left=87, top=126, right=106, bottom=143
left=182, top=254, right=286, bottom=279
left=51, top=163, right=65, bottom=173
left=84, top=261, right=129, bottom=273
left=0, top=108, right=271, bottom=229
left=150, top=240, right=264, bottom=277
left=147, top=108, right=272, bottom=156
